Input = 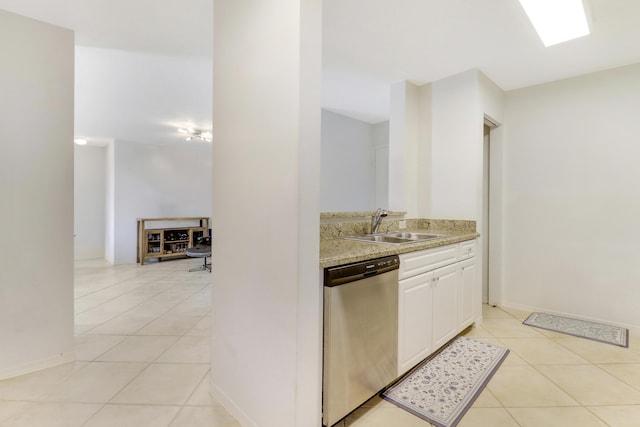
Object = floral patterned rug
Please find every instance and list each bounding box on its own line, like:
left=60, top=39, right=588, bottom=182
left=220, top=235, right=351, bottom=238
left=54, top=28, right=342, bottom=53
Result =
left=382, top=336, right=509, bottom=427
left=523, top=312, right=629, bottom=347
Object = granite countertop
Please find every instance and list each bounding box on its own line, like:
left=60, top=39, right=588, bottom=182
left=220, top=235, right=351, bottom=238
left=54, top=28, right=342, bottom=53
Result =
left=320, top=229, right=479, bottom=268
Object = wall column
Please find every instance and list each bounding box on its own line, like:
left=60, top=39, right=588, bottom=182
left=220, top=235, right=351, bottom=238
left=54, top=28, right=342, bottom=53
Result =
left=0, top=10, right=75, bottom=379
left=211, top=1, right=322, bottom=426
left=389, top=81, right=432, bottom=217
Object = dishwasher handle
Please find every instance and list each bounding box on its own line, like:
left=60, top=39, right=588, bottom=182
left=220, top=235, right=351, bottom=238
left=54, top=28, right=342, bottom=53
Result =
left=324, top=255, right=399, bottom=287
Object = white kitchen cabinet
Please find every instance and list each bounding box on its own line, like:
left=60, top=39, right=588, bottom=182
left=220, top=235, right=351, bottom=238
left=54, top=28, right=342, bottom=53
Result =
left=458, top=257, right=476, bottom=330
left=431, top=263, right=459, bottom=350
left=397, top=239, right=477, bottom=375
left=398, top=271, right=433, bottom=375
left=399, top=244, right=458, bottom=280
left=459, top=239, right=476, bottom=260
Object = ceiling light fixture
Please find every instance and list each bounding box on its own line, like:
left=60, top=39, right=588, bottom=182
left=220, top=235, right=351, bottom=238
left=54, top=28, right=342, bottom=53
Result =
left=74, top=138, right=88, bottom=145
left=518, top=0, right=590, bottom=47
left=178, top=127, right=212, bottom=142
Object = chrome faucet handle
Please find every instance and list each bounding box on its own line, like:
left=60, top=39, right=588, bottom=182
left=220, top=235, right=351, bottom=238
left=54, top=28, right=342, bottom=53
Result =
left=371, top=208, right=388, bottom=234
left=371, top=208, right=381, bottom=233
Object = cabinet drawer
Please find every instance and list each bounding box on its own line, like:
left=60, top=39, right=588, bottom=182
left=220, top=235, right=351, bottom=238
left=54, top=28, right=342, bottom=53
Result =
left=399, top=244, right=458, bottom=280
left=459, top=240, right=476, bottom=260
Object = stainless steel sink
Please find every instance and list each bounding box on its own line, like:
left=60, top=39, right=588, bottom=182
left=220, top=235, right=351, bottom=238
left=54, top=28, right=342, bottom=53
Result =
left=344, top=235, right=413, bottom=244
left=343, top=232, right=447, bottom=245
left=385, top=232, right=446, bottom=240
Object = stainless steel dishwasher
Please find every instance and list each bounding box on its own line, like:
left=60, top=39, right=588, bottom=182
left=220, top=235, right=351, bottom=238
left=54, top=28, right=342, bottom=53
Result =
left=322, top=255, right=399, bottom=427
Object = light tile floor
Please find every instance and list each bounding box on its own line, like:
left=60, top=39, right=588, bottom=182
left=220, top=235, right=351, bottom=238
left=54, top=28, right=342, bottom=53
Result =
left=2, top=260, right=640, bottom=426
left=344, top=305, right=640, bottom=427
left=0, top=258, right=240, bottom=427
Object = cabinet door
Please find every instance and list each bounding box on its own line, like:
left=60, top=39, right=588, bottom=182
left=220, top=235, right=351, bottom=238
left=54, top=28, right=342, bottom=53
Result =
left=398, top=272, right=433, bottom=375
left=145, top=231, right=162, bottom=256
left=458, top=258, right=476, bottom=330
left=432, top=263, right=459, bottom=350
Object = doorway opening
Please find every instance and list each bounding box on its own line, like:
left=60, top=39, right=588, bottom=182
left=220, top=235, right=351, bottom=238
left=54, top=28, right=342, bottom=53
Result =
left=482, top=116, right=499, bottom=305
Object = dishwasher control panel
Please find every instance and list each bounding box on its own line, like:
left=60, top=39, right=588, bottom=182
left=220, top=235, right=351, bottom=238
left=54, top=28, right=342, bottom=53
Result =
left=324, top=255, right=399, bottom=287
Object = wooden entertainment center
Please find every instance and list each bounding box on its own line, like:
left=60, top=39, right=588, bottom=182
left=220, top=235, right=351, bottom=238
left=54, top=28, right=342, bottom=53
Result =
left=136, top=217, right=210, bottom=265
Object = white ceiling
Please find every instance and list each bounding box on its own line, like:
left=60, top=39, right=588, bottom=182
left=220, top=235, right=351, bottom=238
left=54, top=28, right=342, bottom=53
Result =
left=1, top=0, right=640, bottom=142
left=0, top=0, right=213, bottom=146
left=323, top=0, right=640, bottom=123
left=0, top=0, right=213, bottom=57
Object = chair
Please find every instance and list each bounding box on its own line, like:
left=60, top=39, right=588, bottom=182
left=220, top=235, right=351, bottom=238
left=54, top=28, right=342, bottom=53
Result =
left=186, top=236, right=211, bottom=272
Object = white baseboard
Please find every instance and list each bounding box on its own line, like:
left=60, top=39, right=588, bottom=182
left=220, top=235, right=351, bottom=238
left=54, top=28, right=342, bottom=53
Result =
left=210, top=379, right=258, bottom=427
left=0, top=351, right=75, bottom=380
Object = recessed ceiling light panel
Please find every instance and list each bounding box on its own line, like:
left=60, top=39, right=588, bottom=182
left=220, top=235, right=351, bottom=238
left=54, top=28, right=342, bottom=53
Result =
left=518, top=0, right=591, bottom=47
left=74, top=138, right=88, bottom=145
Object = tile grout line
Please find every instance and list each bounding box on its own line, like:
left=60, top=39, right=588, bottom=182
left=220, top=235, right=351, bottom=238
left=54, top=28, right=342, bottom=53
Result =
left=482, top=306, right=588, bottom=426
left=477, top=310, right=527, bottom=427
left=77, top=288, right=205, bottom=337
left=76, top=260, right=212, bottom=425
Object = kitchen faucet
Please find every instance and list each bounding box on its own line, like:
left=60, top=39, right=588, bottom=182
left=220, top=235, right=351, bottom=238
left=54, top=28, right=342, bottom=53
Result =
left=371, top=208, right=388, bottom=234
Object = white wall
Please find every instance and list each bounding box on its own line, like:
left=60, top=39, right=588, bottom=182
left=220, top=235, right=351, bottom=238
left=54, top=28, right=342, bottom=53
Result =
left=428, top=70, right=504, bottom=223
left=416, top=84, right=433, bottom=217
left=389, top=71, right=503, bottom=222
left=372, top=121, right=389, bottom=148
left=388, top=71, right=504, bottom=321
left=75, top=46, right=212, bottom=146
left=389, top=81, right=421, bottom=216
left=0, top=10, right=75, bottom=378
left=321, top=110, right=375, bottom=211
left=503, top=63, right=640, bottom=328
left=388, top=81, right=434, bottom=218
left=430, top=70, right=483, bottom=220
left=211, top=1, right=322, bottom=426
left=105, top=140, right=116, bottom=263
left=74, top=145, right=106, bottom=259
left=372, top=121, right=390, bottom=209
left=74, top=137, right=211, bottom=264
left=110, top=140, right=212, bottom=264
left=429, top=70, right=505, bottom=321
left=478, top=73, right=506, bottom=306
